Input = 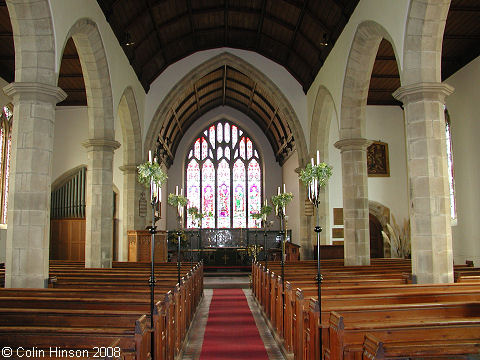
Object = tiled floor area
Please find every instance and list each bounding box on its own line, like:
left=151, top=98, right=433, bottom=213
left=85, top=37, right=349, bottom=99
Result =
left=181, top=279, right=285, bottom=360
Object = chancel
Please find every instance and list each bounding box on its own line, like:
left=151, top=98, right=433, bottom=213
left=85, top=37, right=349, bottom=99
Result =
left=0, top=0, right=479, bottom=359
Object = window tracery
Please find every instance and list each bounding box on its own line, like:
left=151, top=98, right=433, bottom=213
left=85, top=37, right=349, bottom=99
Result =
left=185, top=121, right=262, bottom=229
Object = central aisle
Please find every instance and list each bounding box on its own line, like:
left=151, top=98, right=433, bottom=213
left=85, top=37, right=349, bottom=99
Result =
left=199, top=289, right=269, bottom=360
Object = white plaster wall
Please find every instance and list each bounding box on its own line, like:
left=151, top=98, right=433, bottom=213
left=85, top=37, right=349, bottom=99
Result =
left=444, top=55, right=480, bottom=266
left=166, top=106, right=282, bottom=231
left=52, top=107, right=89, bottom=181
left=366, top=105, right=409, bottom=224
left=307, top=0, right=410, bottom=134
left=145, top=48, right=307, bottom=146
left=328, top=112, right=343, bottom=243
left=49, top=0, right=146, bottom=136
left=52, top=105, right=125, bottom=259
left=283, top=150, right=300, bottom=245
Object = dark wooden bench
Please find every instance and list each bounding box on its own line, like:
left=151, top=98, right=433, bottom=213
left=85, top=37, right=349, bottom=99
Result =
left=362, top=333, right=480, bottom=360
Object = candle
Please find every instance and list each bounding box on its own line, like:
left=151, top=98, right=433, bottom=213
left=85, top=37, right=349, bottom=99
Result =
left=149, top=150, right=152, bottom=163
left=180, top=188, right=183, bottom=196
left=277, top=187, right=280, bottom=195
left=316, top=150, right=320, bottom=165
left=176, top=186, right=178, bottom=195
left=159, top=187, right=162, bottom=202
left=311, top=157, right=314, bottom=166
left=283, top=184, right=286, bottom=193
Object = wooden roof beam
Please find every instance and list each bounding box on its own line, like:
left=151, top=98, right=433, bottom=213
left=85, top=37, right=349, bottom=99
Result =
left=222, top=65, right=227, bottom=106
left=285, top=0, right=309, bottom=66
left=255, top=0, right=267, bottom=49
left=266, top=107, right=279, bottom=132
left=275, top=134, right=294, bottom=157
left=171, top=108, right=184, bottom=136
left=194, top=84, right=201, bottom=112
left=246, top=83, right=257, bottom=115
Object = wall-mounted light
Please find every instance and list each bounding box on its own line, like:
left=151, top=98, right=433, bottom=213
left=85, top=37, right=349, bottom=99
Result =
left=124, top=32, right=135, bottom=47
left=319, top=33, right=329, bottom=47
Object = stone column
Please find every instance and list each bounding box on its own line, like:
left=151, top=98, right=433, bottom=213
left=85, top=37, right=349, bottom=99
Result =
left=82, top=139, right=121, bottom=268
left=3, top=82, right=67, bottom=288
left=334, top=138, right=371, bottom=266
left=393, top=82, right=454, bottom=284
left=119, top=164, right=146, bottom=261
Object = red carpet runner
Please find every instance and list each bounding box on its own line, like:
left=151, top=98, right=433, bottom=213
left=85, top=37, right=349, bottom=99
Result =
left=200, top=289, right=269, bottom=360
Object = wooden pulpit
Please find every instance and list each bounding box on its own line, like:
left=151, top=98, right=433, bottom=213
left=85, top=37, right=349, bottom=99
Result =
left=285, top=241, right=301, bottom=261
left=128, top=230, right=167, bottom=262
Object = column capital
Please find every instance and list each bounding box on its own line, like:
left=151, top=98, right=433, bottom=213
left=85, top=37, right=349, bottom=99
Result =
left=393, top=82, right=454, bottom=104
left=119, top=164, right=139, bottom=174
left=82, top=138, right=121, bottom=151
left=334, top=138, right=372, bottom=152
left=3, top=82, right=67, bottom=104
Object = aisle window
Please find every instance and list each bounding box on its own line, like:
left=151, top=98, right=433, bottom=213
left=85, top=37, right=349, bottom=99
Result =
left=445, top=108, right=456, bottom=223
left=0, top=105, right=13, bottom=224
left=185, top=121, right=262, bottom=229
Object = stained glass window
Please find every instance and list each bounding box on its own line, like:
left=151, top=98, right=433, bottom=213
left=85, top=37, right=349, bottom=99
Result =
left=185, top=121, right=262, bottom=228
left=445, top=108, right=456, bottom=222
left=0, top=105, right=13, bottom=224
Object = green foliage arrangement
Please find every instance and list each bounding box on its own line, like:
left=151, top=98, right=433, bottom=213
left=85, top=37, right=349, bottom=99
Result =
left=271, top=192, right=294, bottom=208
left=251, top=204, right=274, bottom=221
left=168, top=193, right=188, bottom=207
left=167, top=230, right=189, bottom=248
left=299, top=162, right=333, bottom=187
left=247, top=244, right=263, bottom=258
left=137, top=161, right=167, bottom=188
left=187, top=206, right=206, bottom=227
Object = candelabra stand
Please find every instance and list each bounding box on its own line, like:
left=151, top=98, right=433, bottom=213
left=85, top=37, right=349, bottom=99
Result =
left=307, top=180, right=323, bottom=357
left=176, top=225, right=182, bottom=286
left=263, top=220, right=268, bottom=269
left=147, top=198, right=158, bottom=360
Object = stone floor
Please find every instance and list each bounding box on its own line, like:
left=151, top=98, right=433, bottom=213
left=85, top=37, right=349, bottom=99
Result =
left=204, top=275, right=250, bottom=289
left=181, top=278, right=285, bottom=360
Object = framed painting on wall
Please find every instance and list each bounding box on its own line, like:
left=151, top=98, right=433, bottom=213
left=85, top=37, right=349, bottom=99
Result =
left=367, top=141, right=390, bottom=177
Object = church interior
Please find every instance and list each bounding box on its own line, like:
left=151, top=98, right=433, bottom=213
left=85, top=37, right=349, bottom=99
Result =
left=0, top=0, right=479, bottom=359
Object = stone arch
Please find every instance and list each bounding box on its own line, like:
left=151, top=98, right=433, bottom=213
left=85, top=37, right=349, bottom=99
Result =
left=6, top=0, right=56, bottom=85
left=403, top=0, right=451, bottom=85
left=368, top=201, right=391, bottom=258
left=309, top=86, right=338, bottom=246
left=145, top=52, right=308, bottom=167
left=336, top=21, right=401, bottom=266
left=63, top=18, right=115, bottom=139
left=340, top=21, right=400, bottom=138
left=117, top=87, right=145, bottom=261
left=118, top=87, right=142, bottom=165
left=61, top=18, right=119, bottom=268
left=368, top=200, right=390, bottom=230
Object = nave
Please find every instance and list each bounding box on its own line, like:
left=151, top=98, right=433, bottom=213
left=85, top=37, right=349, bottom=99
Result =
left=1, top=259, right=480, bottom=360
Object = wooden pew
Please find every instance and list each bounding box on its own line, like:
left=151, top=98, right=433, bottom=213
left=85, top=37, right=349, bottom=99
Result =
left=328, top=308, right=480, bottom=360
left=362, top=333, right=480, bottom=359
left=0, top=314, right=150, bottom=360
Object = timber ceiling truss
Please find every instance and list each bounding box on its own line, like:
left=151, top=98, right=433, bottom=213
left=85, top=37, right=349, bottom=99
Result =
left=155, top=65, right=294, bottom=166
left=0, top=1, right=478, bottom=106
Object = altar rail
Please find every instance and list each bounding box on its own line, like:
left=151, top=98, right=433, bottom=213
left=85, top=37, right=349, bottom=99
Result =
left=167, top=229, right=293, bottom=265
